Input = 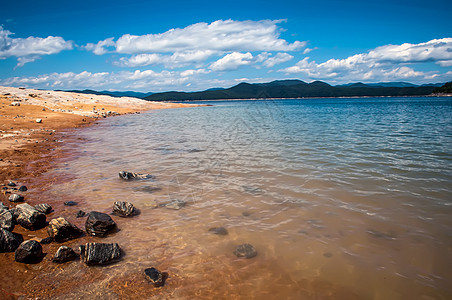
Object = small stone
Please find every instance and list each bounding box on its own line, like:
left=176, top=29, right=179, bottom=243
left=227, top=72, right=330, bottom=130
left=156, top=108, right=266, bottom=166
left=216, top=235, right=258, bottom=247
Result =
left=0, top=228, right=23, bottom=252
left=53, top=246, right=77, bottom=263
left=18, top=186, right=28, bottom=192
left=36, top=118, right=42, bottom=123
left=119, top=171, right=154, bottom=181
left=144, top=267, right=165, bottom=287
left=8, top=194, right=24, bottom=203
left=0, top=210, right=14, bottom=231
left=79, top=242, right=122, bottom=265
left=15, top=240, right=42, bottom=263
left=233, top=243, right=257, bottom=259
left=85, top=211, right=116, bottom=237
left=40, top=237, right=53, bottom=244
left=64, top=201, right=78, bottom=206
left=0, top=202, right=8, bottom=212
left=34, top=203, right=52, bottom=214
left=7, top=181, right=17, bottom=187
left=208, top=227, right=228, bottom=235
left=15, top=203, right=46, bottom=230
left=112, top=201, right=135, bottom=217
left=76, top=210, right=86, bottom=218
left=47, top=217, right=83, bottom=242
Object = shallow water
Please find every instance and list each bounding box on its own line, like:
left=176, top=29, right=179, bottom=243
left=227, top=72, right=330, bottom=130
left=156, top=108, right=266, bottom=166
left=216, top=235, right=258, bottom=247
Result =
left=46, top=97, right=451, bottom=299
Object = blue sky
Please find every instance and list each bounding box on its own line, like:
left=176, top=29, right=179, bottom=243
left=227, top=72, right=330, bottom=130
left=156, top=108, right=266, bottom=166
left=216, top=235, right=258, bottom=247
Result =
left=0, top=0, right=451, bottom=92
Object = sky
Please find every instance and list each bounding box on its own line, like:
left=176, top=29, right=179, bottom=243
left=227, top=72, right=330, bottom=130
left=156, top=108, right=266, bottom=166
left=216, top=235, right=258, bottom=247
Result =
left=0, top=0, right=451, bottom=92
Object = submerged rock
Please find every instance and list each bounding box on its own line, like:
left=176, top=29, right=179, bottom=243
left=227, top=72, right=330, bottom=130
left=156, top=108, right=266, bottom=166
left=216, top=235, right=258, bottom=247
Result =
left=47, top=217, right=83, bottom=242
left=233, top=243, right=257, bottom=259
left=208, top=227, right=228, bottom=236
left=18, top=185, right=28, bottom=192
left=85, top=211, right=116, bottom=237
left=76, top=210, right=86, bottom=218
left=15, top=240, right=42, bottom=263
left=8, top=194, right=24, bottom=203
left=112, top=201, right=135, bottom=217
left=53, top=246, right=77, bottom=263
left=7, top=181, right=17, bottom=187
left=0, top=210, right=15, bottom=231
left=64, top=201, right=78, bottom=206
left=0, top=228, right=23, bottom=252
left=119, top=171, right=154, bottom=181
left=144, top=267, right=165, bottom=287
left=79, top=242, right=121, bottom=265
left=163, top=199, right=186, bottom=210
left=34, top=203, right=52, bottom=214
left=15, top=203, right=46, bottom=230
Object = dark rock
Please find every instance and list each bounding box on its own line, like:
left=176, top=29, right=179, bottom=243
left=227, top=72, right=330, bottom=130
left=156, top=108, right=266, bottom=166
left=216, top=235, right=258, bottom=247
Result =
left=233, top=243, right=257, bottom=258
left=34, top=203, right=52, bottom=214
left=119, top=171, right=154, bottom=181
left=163, top=199, right=186, bottom=210
left=64, top=201, right=78, bottom=206
left=113, top=201, right=135, bottom=217
left=76, top=210, right=86, bottom=218
left=7, top=181, right=16, bottom=187
left=85, top=211, right=116, bottom=237
left=0, top=210, right=14, bottom=231
left=53, top=246, right=77, bottom=263
left=8, top=194, right=24, bottom=203
left=144, top=267, right=165, bottom=287
left=18, top=186, right=28, bottom=192
left=0, top=228, right=23, bottom=252
left=47, top=217, right=83, bottom=242
left=15, top=203, right=46, bottom=230
left=40, top=237, right=53, bottom=244
left=15, top=240, right=42, bottom=263
left=79, top=242, right=121, bottom=265
left=208, top=227, right=228, bottom=236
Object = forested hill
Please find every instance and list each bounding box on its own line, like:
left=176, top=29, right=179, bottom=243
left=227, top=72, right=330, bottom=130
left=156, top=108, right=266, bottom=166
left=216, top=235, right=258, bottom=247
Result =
left=144, top=80, right=439, bottom=101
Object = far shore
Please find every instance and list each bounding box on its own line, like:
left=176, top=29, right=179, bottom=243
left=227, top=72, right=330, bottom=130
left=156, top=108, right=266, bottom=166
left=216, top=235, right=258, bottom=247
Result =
left=163, top=93, right=452, bottom=102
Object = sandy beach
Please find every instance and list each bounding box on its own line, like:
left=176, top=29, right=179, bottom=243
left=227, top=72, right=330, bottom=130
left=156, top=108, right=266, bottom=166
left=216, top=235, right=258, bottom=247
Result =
left=0, top=86, right=198, bottom=299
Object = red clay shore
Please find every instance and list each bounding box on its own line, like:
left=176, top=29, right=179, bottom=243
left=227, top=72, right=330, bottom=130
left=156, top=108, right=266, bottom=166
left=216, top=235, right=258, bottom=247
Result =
left=0, top=86, right=198, bottom=299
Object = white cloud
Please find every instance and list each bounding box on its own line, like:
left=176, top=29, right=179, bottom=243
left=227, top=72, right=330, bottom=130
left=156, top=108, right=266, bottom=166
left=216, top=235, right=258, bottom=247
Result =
left=0, top=68, right=215, bottom=92
left=0, top=26, right=73, bottom=67
left=280, top=38, right=452, bottom=82
left=117, top=50, right=216, bottom=68
left=262, top=52, right=293, bottom=67
left=210, top=52, right=254, bottom=71
left=114, top=20, right=305, bottom=54
left=84, top=37, right=115, bottom=55
left=303, top=47, right=317, bottom=54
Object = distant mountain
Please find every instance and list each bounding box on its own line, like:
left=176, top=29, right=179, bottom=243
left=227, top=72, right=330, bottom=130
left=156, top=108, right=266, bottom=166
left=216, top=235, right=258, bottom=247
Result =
left=144, top=80, right=440, bottom=101
left=64, top=89, right=153, bottom=98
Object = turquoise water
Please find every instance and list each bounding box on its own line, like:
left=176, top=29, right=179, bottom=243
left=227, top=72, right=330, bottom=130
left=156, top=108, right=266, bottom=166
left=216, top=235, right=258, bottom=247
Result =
left=48, top=97, right=452, bottom=299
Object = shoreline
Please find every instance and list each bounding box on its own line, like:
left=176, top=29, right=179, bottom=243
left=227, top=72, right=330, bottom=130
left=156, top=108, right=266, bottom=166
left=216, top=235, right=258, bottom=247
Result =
left=0, top=86, right=200, bottom=298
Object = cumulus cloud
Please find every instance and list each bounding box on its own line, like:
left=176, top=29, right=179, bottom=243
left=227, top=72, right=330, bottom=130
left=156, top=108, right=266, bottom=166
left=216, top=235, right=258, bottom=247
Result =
left=0, top=68, right=214, bottom=92
left=262, top=52, right=293, bottom=67
left=117, top=50, right=216, bottom=68
left=0, top=26, right=73, bottom=67
left=114, top=20, right=305, bottom=54
left=84, top=37, right=115, bottom=55
left=280, top=38, right=452, bottom=82
left=210, top=52, right=254, bottom=71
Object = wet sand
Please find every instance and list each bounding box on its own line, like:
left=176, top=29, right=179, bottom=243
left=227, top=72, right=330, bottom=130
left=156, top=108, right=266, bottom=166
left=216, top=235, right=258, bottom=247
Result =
left=0, top=86, right=198, bottom=299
